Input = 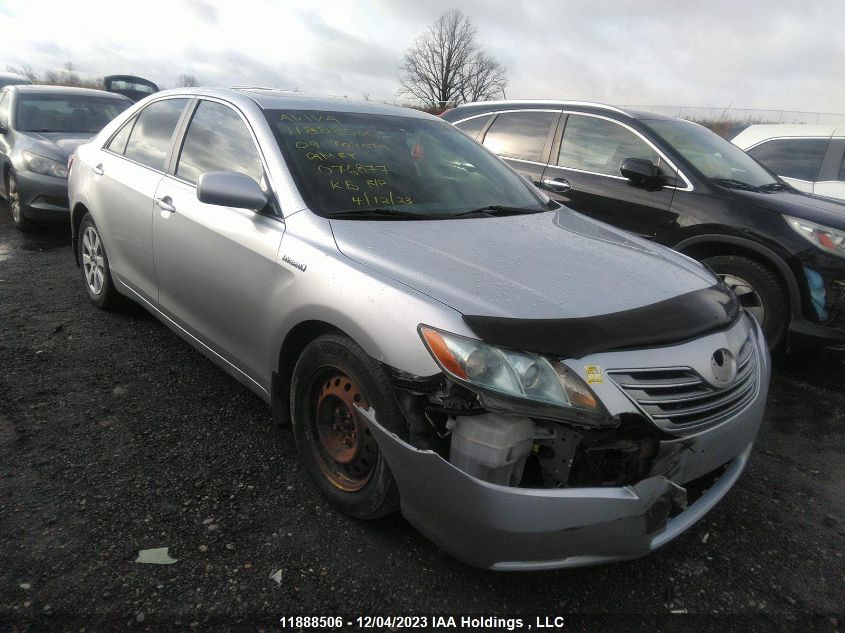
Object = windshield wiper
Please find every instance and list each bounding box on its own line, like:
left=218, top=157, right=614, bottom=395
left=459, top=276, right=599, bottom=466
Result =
left=449, top=205, right=546, bottom=218
left=326, top=208, right=437, bottom=220
left=711, top=178, right=762, bottom=192
left=759, top=181, right=790, bottom=192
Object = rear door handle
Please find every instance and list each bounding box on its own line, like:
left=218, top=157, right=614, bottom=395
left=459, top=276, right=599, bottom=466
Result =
left=154, top=196, right=176, bottom=213
left=92, top=163, right=104, bottom=176
left=542, top=177, right=571, bottom=193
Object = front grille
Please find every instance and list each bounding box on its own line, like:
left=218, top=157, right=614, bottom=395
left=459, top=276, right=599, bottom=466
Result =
left=608, top=337, right=758, bottom=432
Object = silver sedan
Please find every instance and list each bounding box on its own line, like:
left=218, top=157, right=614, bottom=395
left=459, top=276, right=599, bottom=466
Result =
left=68, top=88, right=769, bottom=570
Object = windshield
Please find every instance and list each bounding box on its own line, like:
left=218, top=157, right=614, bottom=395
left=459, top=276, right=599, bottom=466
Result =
left=15, top=94, right=130, bottom=134
left=645, top=119, right=778, bottom=189
left=264, top=109, right=549, bottom=218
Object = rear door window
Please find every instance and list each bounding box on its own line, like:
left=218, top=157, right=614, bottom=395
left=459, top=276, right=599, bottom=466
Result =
left=175, top=100, right=263, bottom=185
left=747, top=138, right=829, bottom=182
left=124, top=98, right=189, bottom=170
left=455, top=114, right=492, bottom=140
left=106, top=117, right=135, bottom=155
left=559, top=114, right=658, bottom=177
left=482, top=111, right=557, bottom=162
left=0, top=92, right=9, bottom=128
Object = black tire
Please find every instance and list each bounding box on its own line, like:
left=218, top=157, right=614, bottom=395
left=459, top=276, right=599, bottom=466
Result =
left=702, top=254, right=788, bottom=348
left=290, top=334, right=406, bottom=519
left=78, top=213, right=119, bottom=310
left=7, top=170, right=33, bottom=231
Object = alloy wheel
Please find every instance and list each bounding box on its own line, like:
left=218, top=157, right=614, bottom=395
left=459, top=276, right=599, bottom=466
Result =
left=8, top=174, right=21, bottom=223
left=81, top=226, right=106, bottom=295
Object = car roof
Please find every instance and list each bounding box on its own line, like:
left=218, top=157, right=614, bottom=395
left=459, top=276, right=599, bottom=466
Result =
left=0, top=71, right=30, bottom=81
left=732, top=123, right=845, bottom=147
left=148, top=87, right=435, bottom=120
left=236, top=88, right=435, bottom=119
left=442, top=100, right=681, bottom=123
left=8, top=84, right=130, bottom=100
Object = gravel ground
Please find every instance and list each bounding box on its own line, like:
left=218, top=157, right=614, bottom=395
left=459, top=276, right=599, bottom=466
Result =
left=0, top=206, right=843, bottom=633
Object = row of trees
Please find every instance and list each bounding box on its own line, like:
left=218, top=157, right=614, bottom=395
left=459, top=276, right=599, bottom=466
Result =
left=5, top=63, right=200, bottom=90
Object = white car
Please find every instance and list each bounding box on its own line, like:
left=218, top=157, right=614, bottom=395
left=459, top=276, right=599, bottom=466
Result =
left=732, top=124, right=845, bottom=201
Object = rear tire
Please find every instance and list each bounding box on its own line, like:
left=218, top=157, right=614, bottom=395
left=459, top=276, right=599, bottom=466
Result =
left=7, top=170, right=33, bottom=231
left=290, top=334, right=406, bottom=519
left=702, top=254, right=788, bottom=348
left=78, top=213, right=119, bottom=310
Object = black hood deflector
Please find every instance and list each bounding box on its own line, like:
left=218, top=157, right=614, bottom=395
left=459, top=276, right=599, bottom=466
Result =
left=462, top=283, right=740, bottom=359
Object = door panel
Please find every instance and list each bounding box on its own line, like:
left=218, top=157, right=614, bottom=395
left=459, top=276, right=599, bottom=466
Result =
left=152, top=176, right=284, bottom=383
left=92, top=97, right=190, bottom=301
left=813, top=181, right=845, bottom=200
left=542, top=113, right=675, bottom=239
left=92, top=151, right=161, bottom=301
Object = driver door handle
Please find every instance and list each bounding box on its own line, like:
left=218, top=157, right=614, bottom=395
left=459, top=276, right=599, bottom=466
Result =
left=92, top=163, right=104, bottom=176
left=542, top=177, right=571, bottom=193
left=154, top=196, right=176, bottom=213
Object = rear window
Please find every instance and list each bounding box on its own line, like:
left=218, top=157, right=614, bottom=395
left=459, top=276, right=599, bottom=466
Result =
left=747, top=138, right=829, bottom=182
left=264, top=109, right=546, bottom=218
left=14, top=93, right=130, bottom=134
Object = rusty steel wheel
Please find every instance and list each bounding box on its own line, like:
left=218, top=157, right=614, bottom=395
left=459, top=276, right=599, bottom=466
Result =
left=291, top=334, right=403, bottom=519
left=310, top=372, right=378, bottom=492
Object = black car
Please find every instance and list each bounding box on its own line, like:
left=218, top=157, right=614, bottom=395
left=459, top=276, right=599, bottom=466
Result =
left=441, top=101, right=845, bottom=349
left=0, top=85, right=131, bottom=230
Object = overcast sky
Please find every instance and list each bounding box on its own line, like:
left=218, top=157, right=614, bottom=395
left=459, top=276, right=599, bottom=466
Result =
left=1, top=0, right=843, bottom=113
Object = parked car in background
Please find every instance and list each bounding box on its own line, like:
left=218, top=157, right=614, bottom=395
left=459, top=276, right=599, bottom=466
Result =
left=68, top=88, right=769, bottom=569
left=442, top=101, right=845, bottom=349
left=0, top=71, right=32, bottom=89
left=0, top=85, right=130, bottom=229
left=732, top=124, right=845, bottom=201
left=104, top=75, right=159, bottom=102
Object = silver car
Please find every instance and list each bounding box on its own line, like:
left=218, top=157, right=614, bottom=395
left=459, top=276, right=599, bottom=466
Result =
left=68, top=88, right=770, bottom=570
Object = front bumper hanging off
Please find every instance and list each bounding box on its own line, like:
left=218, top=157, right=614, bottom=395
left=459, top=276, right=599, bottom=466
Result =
left=358, top=391, right=762, bottom=570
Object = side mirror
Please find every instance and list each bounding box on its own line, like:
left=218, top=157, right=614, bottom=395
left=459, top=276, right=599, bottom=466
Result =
left=0, top=121, right=8, bottom=134
left=620, top=158, right=659, bottom=185
left=197, top=171, right=267, bottom=210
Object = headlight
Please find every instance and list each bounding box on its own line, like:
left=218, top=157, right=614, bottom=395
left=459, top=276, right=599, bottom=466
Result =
left=419, top=325, right=604, bottom=418
left=22, top=151, right=68, bottom=179
left=785, top=215, right=845, bottom=258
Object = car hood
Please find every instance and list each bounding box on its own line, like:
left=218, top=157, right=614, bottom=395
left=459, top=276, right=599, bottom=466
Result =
left=732, top=188, right=845, bottom=229
left=20, top=132, right=92, bottom=160
left=330, top=208, right=717, bottom=319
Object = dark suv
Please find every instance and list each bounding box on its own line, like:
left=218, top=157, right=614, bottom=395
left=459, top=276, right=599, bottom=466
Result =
left=441, top=101, right=845, bottom=349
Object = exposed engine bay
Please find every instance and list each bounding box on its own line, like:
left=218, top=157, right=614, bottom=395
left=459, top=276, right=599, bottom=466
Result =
left=391, top=371, right=666, bottom=489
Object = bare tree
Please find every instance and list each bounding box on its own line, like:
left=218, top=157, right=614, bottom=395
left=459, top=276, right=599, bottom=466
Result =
left=457, top=51, right=507, bottom=103
left=398, top=9, right=507, bottom=109
left=6, top=64, right=38, bottom=82
left=176, top=74, right=199, bottom=87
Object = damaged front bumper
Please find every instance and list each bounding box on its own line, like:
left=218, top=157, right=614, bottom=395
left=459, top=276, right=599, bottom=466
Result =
left=359, top=364, right=765, bottom=570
